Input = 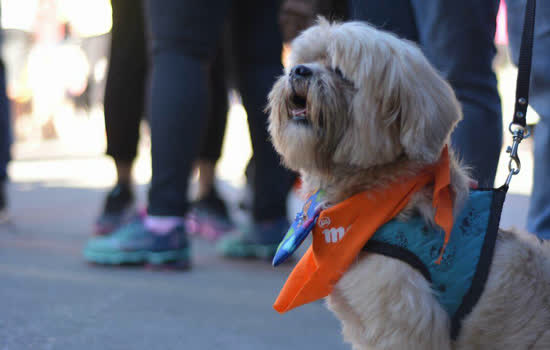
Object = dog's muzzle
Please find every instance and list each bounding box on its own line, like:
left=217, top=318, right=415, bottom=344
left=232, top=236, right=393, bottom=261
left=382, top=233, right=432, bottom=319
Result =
left=289, top=65, right=312, bottom=126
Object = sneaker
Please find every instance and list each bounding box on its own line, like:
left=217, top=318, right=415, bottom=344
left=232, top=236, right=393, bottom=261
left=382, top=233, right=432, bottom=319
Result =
left=0, top=181, right=7, bottom=223
left=216, top=217, right=289, bottom=260
left=94, top=183, right=135, bottom=235
left=84, top=220, right=190, bottom=269
left=186, top=188, right=233, bottom=241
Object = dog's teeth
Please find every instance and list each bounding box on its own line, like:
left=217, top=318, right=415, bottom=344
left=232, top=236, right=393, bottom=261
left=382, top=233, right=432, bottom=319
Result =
left=292, top=108, right=307, bottom=117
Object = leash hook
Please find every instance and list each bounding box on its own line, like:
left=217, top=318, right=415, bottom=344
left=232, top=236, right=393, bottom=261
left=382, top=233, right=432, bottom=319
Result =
left=505, top=123, right=529, bottom=186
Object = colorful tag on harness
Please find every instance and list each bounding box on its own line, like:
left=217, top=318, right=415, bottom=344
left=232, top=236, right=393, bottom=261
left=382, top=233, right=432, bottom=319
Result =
left=272, top=190, right=325, bottom=266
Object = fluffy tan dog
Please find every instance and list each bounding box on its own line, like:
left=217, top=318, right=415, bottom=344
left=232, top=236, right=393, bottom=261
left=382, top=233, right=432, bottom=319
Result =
left=268, top=19, right=550, bottom=350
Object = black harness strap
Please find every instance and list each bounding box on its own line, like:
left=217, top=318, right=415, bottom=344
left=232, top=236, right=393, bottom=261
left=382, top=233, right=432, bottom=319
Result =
left=362, top=241, right=432, bottom=282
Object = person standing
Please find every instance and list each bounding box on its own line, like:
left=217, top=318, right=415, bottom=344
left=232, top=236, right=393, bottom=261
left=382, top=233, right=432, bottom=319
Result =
left=0, top=2, right=12, bottom=222
left=84, top=0, right=295, bottom=267
left=0, top=58, right=10, bottom=223
left=92, top=0, right=149, bottom=235
left=507, top=0, right=550, bottom=239
left=350, top=0, right=503, bottom=188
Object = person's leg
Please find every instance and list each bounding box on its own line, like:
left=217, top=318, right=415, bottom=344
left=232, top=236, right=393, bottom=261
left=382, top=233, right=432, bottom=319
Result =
left=0, top=3, right=11, bottom=220
left=0, top=58, right=11, bottom=221
left=410, top=0, right=502, bottom=187
left=104, top=0, right=148, bottom=178
left=507, top=0, right=550, bottom=238
left=196, top=44, right=229, bottom=199
left=146, top=0, right=230, bottom=218
left=217, top=0, right=295, bottom=259
left=0, top=60, right=9, bottom=185
left=85, top=0, right=232, bottom=266
left=234, top=0, right=295, bottom=223
left=528, top=117, right=550, bottom=239
left=351, top=0, right=502, bottom=187
left=187, top=45, right=233, bottom=241
left=94, top=0, right=148, bottom=235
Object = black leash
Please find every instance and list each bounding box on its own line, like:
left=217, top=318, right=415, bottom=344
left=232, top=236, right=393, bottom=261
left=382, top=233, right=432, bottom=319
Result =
left=505, top=0, right=536, bottom=187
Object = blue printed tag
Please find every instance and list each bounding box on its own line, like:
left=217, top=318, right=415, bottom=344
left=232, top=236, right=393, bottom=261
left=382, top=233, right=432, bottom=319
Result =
left=272, top=190, right=324, bottom=266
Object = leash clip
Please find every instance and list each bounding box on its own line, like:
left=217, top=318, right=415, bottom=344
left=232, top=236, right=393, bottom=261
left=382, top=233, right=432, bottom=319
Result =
left=505, top=123, right=529, bottom=186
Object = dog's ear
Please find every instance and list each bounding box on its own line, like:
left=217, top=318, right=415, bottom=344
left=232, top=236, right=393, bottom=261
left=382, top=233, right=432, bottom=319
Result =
left=395, top=47, right=462, bottom=164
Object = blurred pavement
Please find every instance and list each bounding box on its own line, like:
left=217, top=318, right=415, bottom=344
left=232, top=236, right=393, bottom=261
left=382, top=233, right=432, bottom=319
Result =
left=0, top=179, right=348, bottom=350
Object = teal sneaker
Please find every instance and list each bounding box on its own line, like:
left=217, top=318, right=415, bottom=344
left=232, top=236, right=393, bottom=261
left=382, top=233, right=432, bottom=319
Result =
left=216, top=218, right=289, bottom=260
left=84, top=220, right=190, bottom=269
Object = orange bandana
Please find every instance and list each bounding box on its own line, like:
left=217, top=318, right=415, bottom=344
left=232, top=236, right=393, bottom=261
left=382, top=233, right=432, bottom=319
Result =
left=274, top=146, right=453, bottom=313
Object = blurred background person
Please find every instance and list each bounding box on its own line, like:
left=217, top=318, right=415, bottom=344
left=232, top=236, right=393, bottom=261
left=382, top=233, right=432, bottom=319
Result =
left=350, top=0, right=503, bottom=188
left=0, top=37, right=10, bottom=223
left=507, top=0, right=550, bottom=239
left=0, top=1, right=11, bottom=222
left=83, top=0, right=296, bottom=268
left=186, top=0, right=349, bottom=244
left=26, top=0, right=65, bottom=139
left=27, top=0, right=110, bottom=139
left=2, top=0, right=111, bottom=146
left=93, top=0, right=234, bottom=241
left=93, top=0, right=148, bottom=236
left=189, top=0, right=348, bottom=241
left=185, top=43, right=234, bottom=241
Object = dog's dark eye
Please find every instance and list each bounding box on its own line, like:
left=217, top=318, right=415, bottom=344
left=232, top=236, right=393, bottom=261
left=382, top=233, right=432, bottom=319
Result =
left=330, top=66, right=354, bottom=87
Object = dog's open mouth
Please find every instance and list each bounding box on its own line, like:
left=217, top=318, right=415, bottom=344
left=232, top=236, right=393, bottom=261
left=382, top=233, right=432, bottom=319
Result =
left=290, top=94, right=309, bottom=125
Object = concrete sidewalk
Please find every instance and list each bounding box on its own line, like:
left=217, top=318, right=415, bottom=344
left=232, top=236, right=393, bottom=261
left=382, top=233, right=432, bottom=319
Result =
left=0, top=155, right=531, bottom=350
left=1, top=180, right=349, bottom=350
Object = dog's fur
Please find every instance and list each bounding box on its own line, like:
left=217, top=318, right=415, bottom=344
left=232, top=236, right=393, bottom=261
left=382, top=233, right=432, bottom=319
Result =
left=268, top=19, right=550, bottom=349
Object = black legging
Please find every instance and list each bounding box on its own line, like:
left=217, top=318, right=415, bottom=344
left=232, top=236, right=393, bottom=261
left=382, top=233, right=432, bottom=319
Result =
left=199, top=45, right=229, bottom=163
left=146, top=0, right=295, bottom=220
left=0, top=60, right=10, bottom=182
left=104, top=0, right=228, bottom=166
left=104, top=0, right=148, bottom=163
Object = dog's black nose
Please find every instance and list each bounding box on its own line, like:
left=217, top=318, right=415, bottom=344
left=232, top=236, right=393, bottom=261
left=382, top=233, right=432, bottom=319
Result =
left=291, top=65, right=312, bottom=77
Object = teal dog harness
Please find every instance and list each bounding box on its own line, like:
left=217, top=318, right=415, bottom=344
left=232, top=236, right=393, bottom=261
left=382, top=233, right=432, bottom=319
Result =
left=363, top=188, right=506, bottom=339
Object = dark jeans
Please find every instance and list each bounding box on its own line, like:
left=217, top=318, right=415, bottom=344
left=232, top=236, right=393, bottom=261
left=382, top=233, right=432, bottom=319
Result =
left=507, top=0, right=550, bottom=238
left=146, top=0, right=295, bottom=220
left=0, top=59, right=11, bottom=182
left=351, top=0, right=502, bottom=187
left=104, top=0, right=149, bottom=163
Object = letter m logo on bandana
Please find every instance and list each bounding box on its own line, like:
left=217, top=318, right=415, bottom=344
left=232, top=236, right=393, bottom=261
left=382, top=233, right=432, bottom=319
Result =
left=322, top=226, right=348, bottom=243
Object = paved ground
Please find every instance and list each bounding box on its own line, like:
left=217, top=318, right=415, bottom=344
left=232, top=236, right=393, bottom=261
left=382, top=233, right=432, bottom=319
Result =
left=0, top=160, right=532, bottom=350
left=1, top=177, right=351, bottom=350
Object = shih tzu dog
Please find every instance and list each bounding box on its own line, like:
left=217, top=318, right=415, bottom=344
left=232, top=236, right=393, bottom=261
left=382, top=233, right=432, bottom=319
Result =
left=267, top=18, right=550, bottom=350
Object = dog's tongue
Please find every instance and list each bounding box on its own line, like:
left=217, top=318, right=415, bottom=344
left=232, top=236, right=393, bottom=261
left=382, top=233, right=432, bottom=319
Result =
left=292, top=108, right=307, bottom=117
